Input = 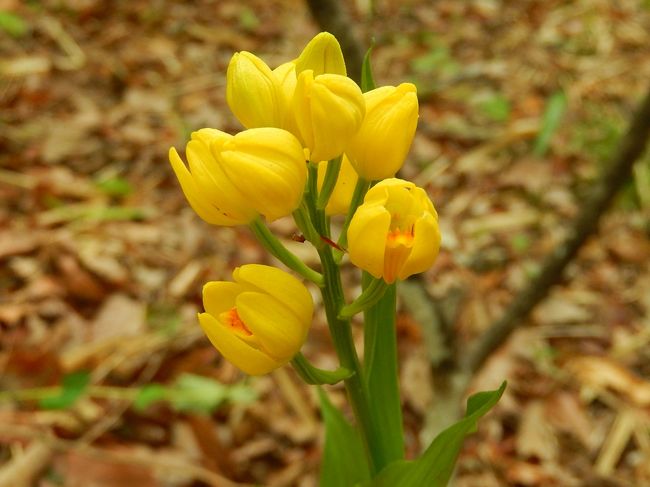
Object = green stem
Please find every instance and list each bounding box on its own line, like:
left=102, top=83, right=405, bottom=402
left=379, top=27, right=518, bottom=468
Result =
left=291, top=352, right=352, bottom=385
left=0, top=385, right=137, bottom=402
left=307, top=162, right=329, bottom=238
left=306, top=160, right=385, bottom=474
left=249, top=218, right=324, bottom=286
left=318, top=246, right=384, bottom=476
left=337, top=178, right=370, bottom=251
left=339, top=277, right=388, bottom=319
left=293, top=203, right=322, bottom=249
left=317, top=156, right=342, bottom=210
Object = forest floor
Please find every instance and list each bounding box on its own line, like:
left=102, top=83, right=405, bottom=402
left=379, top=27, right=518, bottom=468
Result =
left=1, top=0, right=650, bottom=486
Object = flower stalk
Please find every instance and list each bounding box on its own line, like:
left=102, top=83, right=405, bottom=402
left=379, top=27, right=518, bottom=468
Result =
left=249, top=217, right=323, bottom=286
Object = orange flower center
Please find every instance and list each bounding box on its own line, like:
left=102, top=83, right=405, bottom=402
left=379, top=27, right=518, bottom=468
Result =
left=224, top=307, right=252, bottom=336
left=384, top=225, right=415, bottom=283
left=386, top=227, right=414, bottom=247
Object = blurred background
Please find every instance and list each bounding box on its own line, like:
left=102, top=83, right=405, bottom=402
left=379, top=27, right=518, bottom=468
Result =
left=1, top=0, right=650, bottom=486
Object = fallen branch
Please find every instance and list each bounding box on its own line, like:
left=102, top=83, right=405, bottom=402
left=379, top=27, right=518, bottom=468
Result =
left=464, top=85, right=650, bottom=375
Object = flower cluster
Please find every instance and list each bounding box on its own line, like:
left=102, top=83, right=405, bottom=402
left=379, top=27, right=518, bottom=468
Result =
left=170, top=32, right=441, bottom=374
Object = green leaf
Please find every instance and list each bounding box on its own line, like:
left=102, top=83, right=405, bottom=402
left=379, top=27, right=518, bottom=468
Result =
left=133, top=384, right=167, bottom=411
left=238, top=7, right=259, bottom=31
left=361, top=45, right=376, bottom=93
left=96, top=177, right=133, bottom=197
left=533, top=90, right=567, bottom=157
left=363, top=278, right=404, bottom=469
left=133, top=376, right=256, bottom=413
left=480, top=95, right=511, bottom=122
left=319, top=388, right=371, bottom=487
left=0, top=11, right=29, bottom=38
left=170, top=374, right=226, bottom=413
left=170, top=374, right=256, bottom=414
left=370, top=382, right=506, bottom=487
left=40, top=371, right=90, bottom=409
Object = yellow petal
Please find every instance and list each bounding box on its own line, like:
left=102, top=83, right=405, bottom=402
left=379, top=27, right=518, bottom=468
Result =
left=217, top=128, right=307, bottom=221
left=236, top=292, right=306, bottom=360
left=233, top=264, right=314, bottom=327
left=202, top=281, right=244, bottom=317
left=398, top=211, right=441, bottom=280
left=346, top=84, right=418, bottom=180
left=347, top=205, right=391, bottom=279
left=185, top=141, right=256, bottom=224
left=293, top=72, right=365, bottom=162
left=226, top=51, right=284, bottom=128
left=308, top=74, right=365, bottom=161
left=198, top=313, right=280, bottom=375
left=191, top=128, right=232, bottom=149
left=169, top=148, right=241, bottom=225
left=295, top=32, right=346, bottom=77
left=273, top=62, right=300, bottom=136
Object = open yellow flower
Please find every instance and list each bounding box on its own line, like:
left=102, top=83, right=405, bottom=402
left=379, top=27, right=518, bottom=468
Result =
left=317, top=155, right=358, bottom=216
left=293, top=70, right=365, bottom=162
left=347, top=178, right=440, bottom=283
left=169, top=127, right=307, bottom=225
left=199, top=264, right=314, bottom=375
left=295, top=31, right=346, bottom=77
left=346, top=83, right=419, bottom=181
left=227, top=51, right=287, bottom=129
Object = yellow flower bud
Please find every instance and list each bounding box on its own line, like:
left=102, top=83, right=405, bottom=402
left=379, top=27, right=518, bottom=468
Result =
left=199, top=264, right=314, bottom=375
left=346, top=83, right=419, bottom=180
left=317, top=155, right=359, bottom=216
left=347, top=178, right=440, bottom=283
left=295, top=32, right=346, bottom=77
left=169, top=127, right=307, bottom=225
left=226, top=51, right=286, bottom=129
left=273, top=61, right=300, bottom=136
left=213, top=127, right=307, bottom=221
left=169, top=129, right=257, bottom=226
left=293, top=70, right=365, bottom=162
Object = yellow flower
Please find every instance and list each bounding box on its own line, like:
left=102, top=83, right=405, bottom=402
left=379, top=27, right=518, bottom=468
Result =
left=199, top=264, right=314, bottom=375
left=293, top=70, right=365, bottom=162
left=295, top=32, right=346, bottom=77
left=346, top=83, right=419, bottom=180
left=226, top=51, right=287, bottom=129
left=169, top=127, right=307, bottom=225
left=317, top=155, right=358, bottom=216
left=347, top=178, right=440, bottom=283
left=169, top=129, right=256, bottom=226
left=273, top=61, right=300, bottom=136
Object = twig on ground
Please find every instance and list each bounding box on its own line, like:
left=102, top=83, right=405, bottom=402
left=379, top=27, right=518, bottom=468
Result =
left=464, top=85, right=650, bottom=376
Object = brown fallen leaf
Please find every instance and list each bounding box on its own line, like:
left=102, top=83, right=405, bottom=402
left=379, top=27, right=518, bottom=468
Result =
left=91, top=293, right=147, bottom=342
left=567, top=356, right=650, bottom=406
left=516, top=400, right=558, bottom=461
left=0, top=441, right=53, bottom=487
left=0, top=231, right=42, bottom=259
left=544, top=391, right=594, bottom=450
left=56, top=253, right=106, bottom=301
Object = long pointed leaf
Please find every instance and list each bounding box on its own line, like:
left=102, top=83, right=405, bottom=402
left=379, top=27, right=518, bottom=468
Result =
left=319, top=388, right=371, bottom=487
left=370, top=382, right=506, bottom=487
left=361, top=46, right=376, bottom=93
left=363, top=277, right=404, bottom=467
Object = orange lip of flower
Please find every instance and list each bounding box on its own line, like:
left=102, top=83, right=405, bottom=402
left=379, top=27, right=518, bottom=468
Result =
left=224, top=307, right=252, bottom=336
left=386, top=227, right=414, bottom=247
